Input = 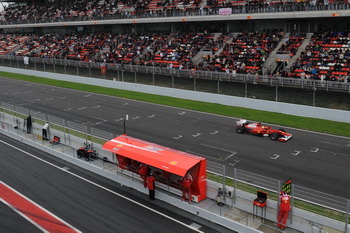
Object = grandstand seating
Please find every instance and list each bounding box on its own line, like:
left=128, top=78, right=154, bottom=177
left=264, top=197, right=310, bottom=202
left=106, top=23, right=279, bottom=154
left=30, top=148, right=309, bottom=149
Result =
left=278, top=32, right=306, bottom=57
left=0, top=28, right=349, bottom=81
left=289, top=31, right=350, bottom=81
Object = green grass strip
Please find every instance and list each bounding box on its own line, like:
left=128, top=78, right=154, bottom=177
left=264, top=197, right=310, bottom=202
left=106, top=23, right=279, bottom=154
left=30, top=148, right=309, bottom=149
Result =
left=1, top=71, right=349, bottom=137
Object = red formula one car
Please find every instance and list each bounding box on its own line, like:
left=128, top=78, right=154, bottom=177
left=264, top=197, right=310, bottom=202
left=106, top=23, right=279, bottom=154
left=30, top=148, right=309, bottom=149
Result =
left=235, top=119, right=292, bottom=142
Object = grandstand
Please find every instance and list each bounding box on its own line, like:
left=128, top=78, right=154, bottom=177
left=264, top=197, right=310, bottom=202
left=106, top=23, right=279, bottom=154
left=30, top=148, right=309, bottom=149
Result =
left=0, top=0, right=349, bottom=109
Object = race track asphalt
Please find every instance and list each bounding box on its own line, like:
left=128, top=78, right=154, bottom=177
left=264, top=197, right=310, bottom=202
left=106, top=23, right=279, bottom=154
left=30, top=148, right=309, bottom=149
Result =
left=0, top=77, right=349, bottom=201
left=0, top=134, right=233, bottom=233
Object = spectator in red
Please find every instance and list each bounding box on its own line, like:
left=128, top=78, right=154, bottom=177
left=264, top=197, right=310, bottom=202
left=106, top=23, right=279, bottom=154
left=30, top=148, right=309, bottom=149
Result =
left=277, top=191, right=291, bottom=230
left=138, top=163, right=149, bottom=188
left=181, top=172, right=193, bottom=203
left=147, top=171, right=156, bottom=200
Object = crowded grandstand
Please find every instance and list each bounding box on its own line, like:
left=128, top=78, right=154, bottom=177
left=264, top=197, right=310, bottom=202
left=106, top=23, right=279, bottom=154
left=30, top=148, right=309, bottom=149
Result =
left=0, top=0, right=350, bottom=82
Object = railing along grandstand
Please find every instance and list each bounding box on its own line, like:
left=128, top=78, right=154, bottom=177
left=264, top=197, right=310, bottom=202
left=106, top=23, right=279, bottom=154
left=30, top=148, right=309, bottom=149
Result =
left=1, top=55, right=349, bottom=94
left=1, top=1, right=350, bottom=26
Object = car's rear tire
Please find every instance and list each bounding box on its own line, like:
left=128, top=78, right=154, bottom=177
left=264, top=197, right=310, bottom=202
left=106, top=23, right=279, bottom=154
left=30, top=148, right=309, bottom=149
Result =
left=279, top=128, right=285, bottom=132
left=236, top=126, right=245, bottom=134
left=271, top=132, right=279, bottom=140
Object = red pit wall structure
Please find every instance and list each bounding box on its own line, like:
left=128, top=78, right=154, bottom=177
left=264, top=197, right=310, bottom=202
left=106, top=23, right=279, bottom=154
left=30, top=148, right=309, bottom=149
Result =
left=103, top=135, right=207, bottom=202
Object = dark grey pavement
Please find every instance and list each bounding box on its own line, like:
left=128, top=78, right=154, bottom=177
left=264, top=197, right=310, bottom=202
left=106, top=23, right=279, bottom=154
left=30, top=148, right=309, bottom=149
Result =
left=0, top=77, right=349, bottom=200
left=0, top=134, right=234, bottom=233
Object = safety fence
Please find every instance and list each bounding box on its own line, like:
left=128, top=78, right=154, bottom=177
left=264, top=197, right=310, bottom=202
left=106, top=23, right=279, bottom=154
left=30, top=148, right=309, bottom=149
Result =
left=0, top=101, right=349, bottom=232
left=1, top=55, right=350, bottom=111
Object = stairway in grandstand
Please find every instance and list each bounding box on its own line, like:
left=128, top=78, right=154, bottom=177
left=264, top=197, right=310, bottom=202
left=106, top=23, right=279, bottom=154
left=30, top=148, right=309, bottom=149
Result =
left=284, top=32, right=313, bottom=70
left=262, top=32, right=289, bottom=75
left=192, top=33, right=222, bottom=65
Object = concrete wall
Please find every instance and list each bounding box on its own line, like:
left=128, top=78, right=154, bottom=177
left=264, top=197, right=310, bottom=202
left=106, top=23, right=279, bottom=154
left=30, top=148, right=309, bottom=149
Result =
left=1, top=66, right=349, bottom=123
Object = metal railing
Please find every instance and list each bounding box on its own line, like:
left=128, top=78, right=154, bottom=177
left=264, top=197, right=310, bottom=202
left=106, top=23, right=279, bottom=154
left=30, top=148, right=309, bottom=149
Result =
left=1, top=3, right=350, bottom=26
left=1, top=55, right=349, bottom=95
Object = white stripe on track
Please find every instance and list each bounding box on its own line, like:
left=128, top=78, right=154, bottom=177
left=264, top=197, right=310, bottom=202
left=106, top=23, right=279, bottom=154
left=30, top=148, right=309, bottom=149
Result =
left=0, top=139, right=204, bottom=233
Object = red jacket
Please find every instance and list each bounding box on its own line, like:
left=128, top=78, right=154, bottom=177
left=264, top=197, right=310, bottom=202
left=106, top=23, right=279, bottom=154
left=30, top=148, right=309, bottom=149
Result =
left=147, top=175, right=156, bottom=190
left=138, top=165, right=148, bottom=176
left=182, top=174, right=193, bottom=189
left=280, top=194, right=291, bottom=211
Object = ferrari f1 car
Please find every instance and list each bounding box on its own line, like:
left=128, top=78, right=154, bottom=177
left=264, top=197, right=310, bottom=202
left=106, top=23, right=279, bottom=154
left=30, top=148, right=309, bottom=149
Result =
left=236, top=119, right=292, bottom=142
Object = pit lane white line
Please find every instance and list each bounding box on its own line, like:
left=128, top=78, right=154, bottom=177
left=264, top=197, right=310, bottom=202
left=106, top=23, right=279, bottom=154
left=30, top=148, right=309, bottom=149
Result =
left=173, top=135, right=182, bottom=139
left=87, top=115, right=107, bottom=125
left=310, top=148, right=319, bottom=153
left=210, top=131, right=219, bottom=135
left=0, top=139, right=204, bottom=233
left=270, top=154, right=280, bottom=160
left=0, top=198, right=49, bottom=233
left=291, top=151, right=301, bottom=156
left=192, top=133, right=201, bottom=137
left=64, top=108, right=71, bottom=112
left=228, top=160, right=240, bottom=166
left=78, top=107, right=86, bottom=110
left=186, top=150, right=219, bottom=161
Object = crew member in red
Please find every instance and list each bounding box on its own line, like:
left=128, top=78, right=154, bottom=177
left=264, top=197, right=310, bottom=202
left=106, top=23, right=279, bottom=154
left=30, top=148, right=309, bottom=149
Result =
left=147, top=171, right=156, bottom=200
left=277, top=191, right=291, bottom=230
left=138, top=164, right=148, bottom=188
left=181, top=173, right=193, bottom=203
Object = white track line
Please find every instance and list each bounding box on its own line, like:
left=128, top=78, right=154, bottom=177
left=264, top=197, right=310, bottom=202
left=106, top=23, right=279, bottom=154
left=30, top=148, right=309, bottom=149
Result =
left=0, top=139, right=204, bottom=233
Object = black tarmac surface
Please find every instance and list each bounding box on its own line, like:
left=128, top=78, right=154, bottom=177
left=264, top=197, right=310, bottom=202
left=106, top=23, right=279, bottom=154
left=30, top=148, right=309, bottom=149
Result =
left=0, top=77, right=349, bottom=201
left=0, top=134, right=233, bottom=233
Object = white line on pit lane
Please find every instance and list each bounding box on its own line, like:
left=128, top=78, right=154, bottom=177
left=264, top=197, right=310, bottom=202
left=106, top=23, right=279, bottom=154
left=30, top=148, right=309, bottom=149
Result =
left=291, top=151, right=301, bottom=156
left=186, top=150, right=219, bottom=161
left=64, top=108, right=71, bottom=112
left=78, top=107, right=86, bottom=110
left=88, top=115, right=107, bottom=125
left=0, top=140, right=204, bottom=233
left=200, top=143, right=236, bottom=154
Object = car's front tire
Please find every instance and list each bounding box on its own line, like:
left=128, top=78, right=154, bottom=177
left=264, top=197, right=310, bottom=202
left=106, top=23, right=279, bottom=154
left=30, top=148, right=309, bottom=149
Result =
left=271, top=132, right=279, bottom=140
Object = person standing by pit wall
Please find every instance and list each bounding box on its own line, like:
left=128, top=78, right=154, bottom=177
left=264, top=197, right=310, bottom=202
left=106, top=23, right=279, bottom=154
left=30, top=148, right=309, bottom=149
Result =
left=147, top=171, right=156, bottom=200
left=26, top=115, right=32, bottom=133
left=277, top=191, right=291, bottom=230
left=42, top=121, right=50, bottom=141
left=181, top=173, right=193, bottom=203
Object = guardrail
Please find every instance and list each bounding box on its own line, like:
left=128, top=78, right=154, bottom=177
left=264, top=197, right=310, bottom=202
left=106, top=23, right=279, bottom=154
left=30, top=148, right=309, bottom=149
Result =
left=1, top=3, right=350, bottom=26
left=1, top=55, right=349, bottom=94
